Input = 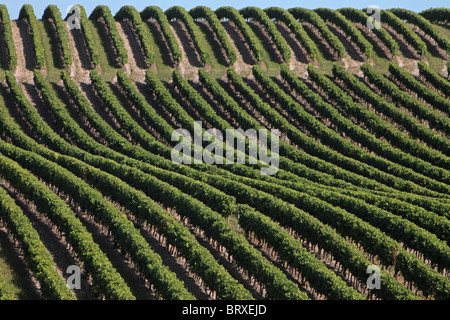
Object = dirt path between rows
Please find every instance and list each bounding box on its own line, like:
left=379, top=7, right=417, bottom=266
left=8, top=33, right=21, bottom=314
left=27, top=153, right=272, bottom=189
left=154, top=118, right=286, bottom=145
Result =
left=116, top=21, right=148, bottom=83
left=65, top=22, right=91, bottom=83
left=10, top=20, right=34, bottom=83
left=169, top=21, right=200, bottom=82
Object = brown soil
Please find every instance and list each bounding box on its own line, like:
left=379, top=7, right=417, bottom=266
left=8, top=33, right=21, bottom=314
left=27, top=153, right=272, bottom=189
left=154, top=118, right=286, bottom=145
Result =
left=68, top=27, right=93, bottom=70
left=409, top=24, right=449, bottom=60
left=221, top=21, right=256, bottom=67
left=169, top=21, right=200, bottom=82
left=170, top=20, right=202, bottom=68
left=275, top=21, right=311, bottom=64
left=116, top=21, right=148, bottom=82
left=10, top=20, right=34, bottom=82
left=65, top=23, right=92, bottom=82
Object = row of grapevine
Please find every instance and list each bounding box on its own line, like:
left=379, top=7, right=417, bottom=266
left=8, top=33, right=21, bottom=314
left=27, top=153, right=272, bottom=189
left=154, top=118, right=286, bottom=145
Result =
left=42, top=5, right=72, bottom=67
left=144, top=69, right=205, bottom=131
left=24, top=73, right=309, bottom=299
left=140, top=6, right=182, bottom=64
left=288, top=7, right=346, bottom=58
left=388, top=63, right=450, bottom=115
left=304, top=64, right=450, bottom=175
left=91, top=69, right=172, bottom=156
left=55, top=69, right=450, bottom=298
left=18, top=4, right=45, bottom=68
left=89, top=5, right=128, bottom=65
left=332, top=62, right=450, bottom=156
left=264, top=7, right=318, bottom=60
left=314, top=8, right=373, bottom=58
left=0, top=135, right=194, bottom=300
left=199, top=68, right=384, bottom=192
left=420, top=8, right=450, bottom=23
left=223, top=67, right=442, bottom=197
left=0, top=186, right=76, bottom=300
left=0, top=86, right=252, bottom=300
left=418, top=61, right=450, bottom=97
left=389, top=8, right=450, bottom=54
left=253, top=65, right=450, bottom=196
left=31, top=70, right=206, bottom=300
left=337, top=7, right=399, bottom=56
left=198, top=68, right=403, bottom=195
left=224, top=166, right=450, bottom=298
left=165, top=6, right=209, bottom=65
left=116, top=69, right=176, bottom=142
left=172, top=68, right=275, bottom=169
left=380, top=9, right=427, bottom=55
left=361, top=63, right=450, bottom=135
left=239, top=6, right=291, bottom=62
left=2, top=70, right=304, bottom=300
left=0, top=131, right=134, bottom=299
left=114, top=5, right=155, bottom=66
left=215, top=6, right=263, bottom=62
left=189, top=6, right=237, bottom=65
left=238, top=204, right=365, bottom=300
left=0, top=5, right=17, bottom=70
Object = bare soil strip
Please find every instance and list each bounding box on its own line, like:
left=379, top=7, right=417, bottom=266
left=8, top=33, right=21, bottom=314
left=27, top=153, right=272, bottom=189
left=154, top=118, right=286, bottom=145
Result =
left=10, top=20, right=34, bottom=82
left=116, top=21, right=147, bottom=82
left=65, top=23, right=91, bottom=83
left=275, top=21, right=311, bottom=64
left=68, top=27, right=93, bottom=70
left=170, top=20, right=203, bottom=69
left=221, top=21, right=256, bottom=67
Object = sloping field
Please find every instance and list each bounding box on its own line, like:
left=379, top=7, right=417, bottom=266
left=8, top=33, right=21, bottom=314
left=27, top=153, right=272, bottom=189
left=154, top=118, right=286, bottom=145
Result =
left=0, top=4, right=449, bottom=301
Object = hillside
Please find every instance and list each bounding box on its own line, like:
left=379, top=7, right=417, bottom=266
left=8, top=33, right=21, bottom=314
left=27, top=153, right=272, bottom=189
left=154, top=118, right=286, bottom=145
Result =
left=0, top=4, right=449, bottom=301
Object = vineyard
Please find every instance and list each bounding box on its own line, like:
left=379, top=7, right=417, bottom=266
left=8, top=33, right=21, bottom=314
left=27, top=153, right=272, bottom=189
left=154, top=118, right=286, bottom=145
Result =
left=0, top=3, right=449, bottom=301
